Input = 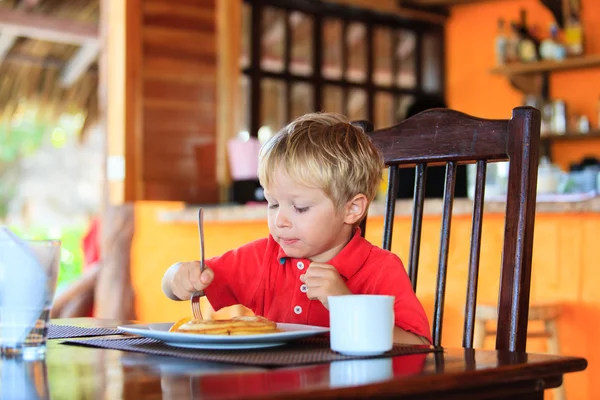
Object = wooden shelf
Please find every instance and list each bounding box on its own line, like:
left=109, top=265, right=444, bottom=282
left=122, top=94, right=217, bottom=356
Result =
left=541, top=130, right=600, bottom=141
left=540, top=130, right=600, bottom=160
left=487, top=54, right=600, bottom=96
left=490, top=55, right=600, bottom=76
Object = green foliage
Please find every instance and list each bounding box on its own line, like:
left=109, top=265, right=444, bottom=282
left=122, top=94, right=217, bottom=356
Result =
left=0, top=110, right=89, bottom=285
left=0, top=118, right=47, bottom=220
left=0, top=119, right=47, bottom=162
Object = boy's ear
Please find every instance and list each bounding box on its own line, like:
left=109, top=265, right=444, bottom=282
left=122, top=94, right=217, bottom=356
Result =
left=343, top=194, right=368, bottom=225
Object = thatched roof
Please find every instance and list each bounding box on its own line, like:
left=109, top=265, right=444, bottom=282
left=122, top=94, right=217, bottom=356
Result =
left=0, top=0, right=99, bottom=133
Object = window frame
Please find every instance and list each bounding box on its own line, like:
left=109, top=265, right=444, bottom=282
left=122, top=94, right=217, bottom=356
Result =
left=242, top=0, right=446, bottom=136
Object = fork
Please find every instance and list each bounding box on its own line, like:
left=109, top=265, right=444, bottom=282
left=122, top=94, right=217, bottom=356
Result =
left=190, top=207, right=205, bottom=320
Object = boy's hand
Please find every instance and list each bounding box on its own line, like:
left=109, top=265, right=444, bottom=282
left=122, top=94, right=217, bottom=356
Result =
left=300, top=262, right=351, bottom=309
left=170, top=261, right=214, bottom=301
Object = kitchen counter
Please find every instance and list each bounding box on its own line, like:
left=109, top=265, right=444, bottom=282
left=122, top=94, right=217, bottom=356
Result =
left=157, top=193, right=600, bottom=224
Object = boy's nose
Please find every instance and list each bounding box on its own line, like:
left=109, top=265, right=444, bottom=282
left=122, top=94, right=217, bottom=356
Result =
left=275, top=210, right=291, bottom=228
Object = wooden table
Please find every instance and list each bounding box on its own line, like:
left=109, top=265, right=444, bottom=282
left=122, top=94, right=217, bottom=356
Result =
left=6, top=318, right=587, bottom=399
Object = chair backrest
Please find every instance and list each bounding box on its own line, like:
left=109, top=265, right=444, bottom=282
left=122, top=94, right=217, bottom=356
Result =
left=360, top=106, right=541, bottom=352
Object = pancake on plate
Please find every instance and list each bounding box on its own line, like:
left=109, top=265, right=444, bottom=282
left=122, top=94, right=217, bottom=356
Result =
left=168, top=315, right=281, bottom=336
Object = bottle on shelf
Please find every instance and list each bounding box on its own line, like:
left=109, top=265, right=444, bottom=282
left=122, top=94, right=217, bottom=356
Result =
left=551, top=99, right=567, bottom=134
left=505, top=21, right=519, bottom=63
left=551, top=24, right=566, bottom=60
left=515, top=9, right=539, bottom=63
left=541, top=101, right=554, bottom=136
left=540, top=23, right=566, bottom=61
left=564, top=10, right=584, bottom=56
left=578, top=116, right=590, bottom=134
left=494, top=18, right=508, bottom=66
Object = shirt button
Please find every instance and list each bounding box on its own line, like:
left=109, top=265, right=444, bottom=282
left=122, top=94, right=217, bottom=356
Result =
left=300, top=284, right=307, bottom=293
left=294, top=305, right=302, bottom=314
left=297, top=261, right=305, bottom=270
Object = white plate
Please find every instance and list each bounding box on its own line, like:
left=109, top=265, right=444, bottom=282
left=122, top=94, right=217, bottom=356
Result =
left=118, top=322, right=329, bottom=350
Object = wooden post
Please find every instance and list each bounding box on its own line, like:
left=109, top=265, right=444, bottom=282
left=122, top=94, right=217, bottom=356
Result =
left=94, top=0, right=138, bottom=320
left=94, top=204, right=136, bottom=319
left=102, top=0, right=142, bottom=204
left=217, top=0, right=242, bottom=201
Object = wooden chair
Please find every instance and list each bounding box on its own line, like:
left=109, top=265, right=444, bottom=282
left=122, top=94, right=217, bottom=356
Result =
left=474, top=302, right=565, bottom=400
left=474, top=302, right=562, bottom=352
left=359, top=106, right=541, bottom=352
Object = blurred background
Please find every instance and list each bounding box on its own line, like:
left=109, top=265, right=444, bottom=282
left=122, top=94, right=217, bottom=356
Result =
left=0, top=0, right=100, bottom=292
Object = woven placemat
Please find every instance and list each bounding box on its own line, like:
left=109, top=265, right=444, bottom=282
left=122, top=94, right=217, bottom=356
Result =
left=48, top=324, right=123, bottom=339
left=61, top=336, right=440, bottom=367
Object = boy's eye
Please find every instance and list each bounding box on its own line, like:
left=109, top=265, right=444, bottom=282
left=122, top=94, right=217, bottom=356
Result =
left=268, top=203, right=279, bottom=210
left=294, top=206, right=309, bottom=214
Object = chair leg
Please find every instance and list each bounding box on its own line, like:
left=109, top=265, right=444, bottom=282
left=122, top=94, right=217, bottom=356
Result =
left=474, top=320, right=486, bottom=349
left=545, top=319, right=560, bottom=354
left=545, top=319, right=566, bottom=400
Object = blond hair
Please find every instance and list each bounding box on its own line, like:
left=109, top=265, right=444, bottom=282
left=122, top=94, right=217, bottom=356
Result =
left=258, top=112, right=384, bottom=209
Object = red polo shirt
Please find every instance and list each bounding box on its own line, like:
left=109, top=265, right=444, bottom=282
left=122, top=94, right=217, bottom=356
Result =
left=204, top=229, right=431, bottom=342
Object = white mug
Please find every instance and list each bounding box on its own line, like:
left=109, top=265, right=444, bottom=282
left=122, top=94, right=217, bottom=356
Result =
left=328, top=295, right=395, bottom=356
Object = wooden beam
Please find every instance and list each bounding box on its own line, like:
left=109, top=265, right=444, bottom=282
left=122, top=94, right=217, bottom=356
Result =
left=400, top=0, right=500, bottom=5
left=102, top=0, right=143, bottom=204
left=216, top=0, right=242, bottom=201
left=400, top=0, right=567, bottom=28
left=0, top=28, right=17, bottom=62
left=328, top=0, right=446, bottom=24
left=0, top=7, right=98, bottom=45
left=0, top=52, right=101, bottom=73
left=60, top=40, right=99, bottom=87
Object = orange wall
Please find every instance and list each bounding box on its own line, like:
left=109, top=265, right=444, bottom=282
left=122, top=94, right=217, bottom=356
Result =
left=446, top=0, right=600, bottom=170
left=132, top=201, right=599, bottom=399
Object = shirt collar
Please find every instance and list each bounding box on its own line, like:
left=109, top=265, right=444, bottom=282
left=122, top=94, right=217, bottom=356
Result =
left=276, top=228, right=372, bottom=279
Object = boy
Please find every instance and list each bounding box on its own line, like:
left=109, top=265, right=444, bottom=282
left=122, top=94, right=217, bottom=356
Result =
left=162, top=112, right=431, bottom=345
